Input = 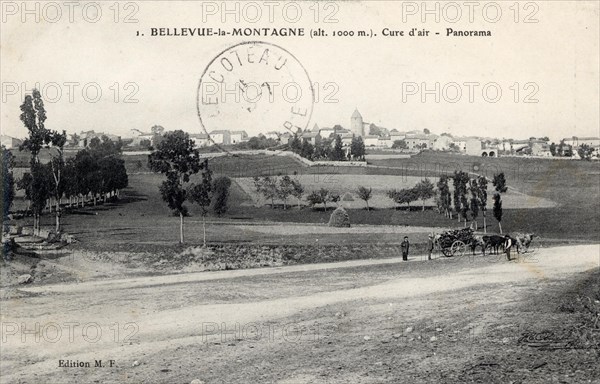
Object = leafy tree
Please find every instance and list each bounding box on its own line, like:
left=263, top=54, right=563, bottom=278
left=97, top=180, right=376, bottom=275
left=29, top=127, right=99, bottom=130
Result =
left=414, top=178, right=435, bottom=212
left=314, top=139, right=332, bottom=160
left=306, top=188, right=336, bottom=211
left=469, top=179, right=480, bottom=230
left=212, top=176, right=231, bottom=215
left=436, top=176, right=452, bottom=218
left=2, top=148, right=15, bottom=222
left=453, top=171, right=470, bottom=222
left=278, top=175, right=295, bottom=209
left=357, top=186, right=372, bottom=210
left=387, top=188, right=418, bottom=209
left=18, top=89, right=70, bottom=232
left=351, top=137, right=365, bottom=160
left=549, top=142, right=557, bottom=156
left=17, top=163, right=53, bottom=235
left=577, top=144, right=594, bottom=160
left=289, top=134, right=302, bottom=153
left=188, top=163, right=212, bottom=247
left=300, top=139, right=314, bottom=160
left=492, top=172, right=508, bottom=193
left=19, top=89, right=50, bottom=165
left=330, top=135, right=345, bottom=161
left=477, top=176, right=489, bottom=233
left=423, top=128, right=431, bottom=134
left=318, top=188, right=331, bottom=210
left=493, top=192, right=503, bottom=234
left=291, top=178, right=304, bottom=209
left=392, top=140, right=408, bottom=150
left=148, top=130, right=204, bottom=243
left=256, top=176, right=279, bottom=208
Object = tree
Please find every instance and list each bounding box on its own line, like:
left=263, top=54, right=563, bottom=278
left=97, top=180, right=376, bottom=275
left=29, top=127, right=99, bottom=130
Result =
left=387, top=188, right=418, bottom=209
left=423, top=128, right=431, bottom=134
left=493, top=192, right=503, bottom=234
left=278, top=176, right=295, bottom=209
left=477, top=176, right=489, bottom=233
left=351, top=137, right=365, bottom=160
left=318, top=188, right=331, bottom=210
left=148, top=130, right=204, bottom=243
left=300, top=139, right=314, bottom=160
left=492, top=173, right=508, bottom=193
left=453, top=171, right=470, bottom=223
left=414, top=178, right=435, bottom=211
left=290, top=134, right=302, bottom=153
left=18, top=89, right=70, bottom=232
left=436, top=176, right=452, bottom=218
left=357, top=186, right=372, bottom=210
left=306, top=188, right=335, bottom=211
left=17, top=163, right=52, bottom=235
left=577, top=144, right=594, bottom=160
left=48, top=130, right=67, bottom=231
left=19, top=89, right=50, bottom=165
left=392, top=140, right=408, bottom=150
left=313, top=139, right=331, bottom=160
left=256, top=176, right=279, bottom=208
left=331, top=135, right=345, bottom=161
left=2, top=147, right=15, bottom=223
left=211, top=176, right=231, bottom=215
left=188, top=163, right=212, bottom=247
left=291, top=178, right=304, bottom=209
left=469, top=179, right=480, bottom=230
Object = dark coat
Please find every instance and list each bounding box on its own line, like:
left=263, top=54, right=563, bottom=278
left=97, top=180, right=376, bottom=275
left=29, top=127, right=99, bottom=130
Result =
left=401, top=240, right=410, bottom=254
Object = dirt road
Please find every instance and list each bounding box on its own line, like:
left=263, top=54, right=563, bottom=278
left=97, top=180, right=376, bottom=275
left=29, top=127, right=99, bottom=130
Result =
left=1, top=244, right=598, bottom=383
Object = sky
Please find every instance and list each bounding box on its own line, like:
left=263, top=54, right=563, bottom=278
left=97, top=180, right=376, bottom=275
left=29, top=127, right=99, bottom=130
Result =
left=1, top=1, right=599, bottom=143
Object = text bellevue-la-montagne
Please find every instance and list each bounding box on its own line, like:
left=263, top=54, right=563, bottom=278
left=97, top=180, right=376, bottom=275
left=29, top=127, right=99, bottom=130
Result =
left=150, top=27, right=305, bottom=37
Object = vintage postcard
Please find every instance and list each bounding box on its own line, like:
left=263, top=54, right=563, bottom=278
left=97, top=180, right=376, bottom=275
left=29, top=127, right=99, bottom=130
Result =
left=1, top=1, right=599, bottom=383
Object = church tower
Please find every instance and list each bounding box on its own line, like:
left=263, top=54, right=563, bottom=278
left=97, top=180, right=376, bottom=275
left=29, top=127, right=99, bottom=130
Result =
left=351, top=108, right=364, bottom=137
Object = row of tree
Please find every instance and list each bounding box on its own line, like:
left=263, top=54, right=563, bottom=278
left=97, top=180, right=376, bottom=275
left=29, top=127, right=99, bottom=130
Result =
left=252, top=175, right=304, bottom=209
left=386, top=179, right=436, bottom=211
left=434, top=171, right=507, bottom=233
left=289, top=134, right=366, bottom=161
left=14, top=89, right=128, bottom=234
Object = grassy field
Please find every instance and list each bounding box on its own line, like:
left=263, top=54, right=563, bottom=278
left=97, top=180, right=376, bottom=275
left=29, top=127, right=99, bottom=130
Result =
left=8, top=151, right=599, bottom=253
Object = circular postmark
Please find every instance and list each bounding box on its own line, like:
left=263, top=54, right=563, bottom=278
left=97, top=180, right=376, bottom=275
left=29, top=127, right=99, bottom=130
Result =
left=197, top=41, right=314, bottom=150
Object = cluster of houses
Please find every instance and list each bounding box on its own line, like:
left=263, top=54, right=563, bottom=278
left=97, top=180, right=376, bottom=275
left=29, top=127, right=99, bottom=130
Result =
left=2, top=109, right=599, bottom=159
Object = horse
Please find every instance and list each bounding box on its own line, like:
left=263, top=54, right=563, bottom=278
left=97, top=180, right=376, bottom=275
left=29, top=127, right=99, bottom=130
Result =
left=510, top=233, right=536, bottom=253
left=482, top=235, right=506, bottom=254
left=470, top=235, right=487, bottom=255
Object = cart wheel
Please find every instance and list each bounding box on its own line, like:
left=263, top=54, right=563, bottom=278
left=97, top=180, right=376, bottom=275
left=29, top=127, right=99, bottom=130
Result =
left=451, top=241, right=466, bottom=257
left=442, top=248, right=452, bottom=257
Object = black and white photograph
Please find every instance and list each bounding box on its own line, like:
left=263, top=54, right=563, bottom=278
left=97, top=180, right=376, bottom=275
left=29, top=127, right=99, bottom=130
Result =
left=1, top=1, right=599, bottom=383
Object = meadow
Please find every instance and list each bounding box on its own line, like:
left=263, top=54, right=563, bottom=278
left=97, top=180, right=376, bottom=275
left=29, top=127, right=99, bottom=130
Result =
left=9, top=151, right=599, bottom=253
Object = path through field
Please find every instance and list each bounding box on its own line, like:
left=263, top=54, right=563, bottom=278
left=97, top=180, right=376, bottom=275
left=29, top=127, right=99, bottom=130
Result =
left=1, top=245, right=598, bottom=383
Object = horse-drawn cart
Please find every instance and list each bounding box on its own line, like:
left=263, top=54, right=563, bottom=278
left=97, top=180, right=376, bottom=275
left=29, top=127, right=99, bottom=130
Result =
left=435, top=228, right=478, bottom=257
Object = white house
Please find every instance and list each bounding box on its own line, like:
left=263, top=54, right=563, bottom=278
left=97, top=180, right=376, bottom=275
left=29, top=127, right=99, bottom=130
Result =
left=433, top=135, right=453, bottom=151
left=230, top=130, right=248, bottom=144
left=129, top=129, right=154, bottom=147
left=364, top=135, right=379, bottom=147
left=209, top=130, right=231, bottom=145
left=1, top=135, right=22, bottom=149
left=301, top=131, right=321, bottom=145
left=465, top=139, right=484, bottom=156
left=190, top=133, right=210, bottom=148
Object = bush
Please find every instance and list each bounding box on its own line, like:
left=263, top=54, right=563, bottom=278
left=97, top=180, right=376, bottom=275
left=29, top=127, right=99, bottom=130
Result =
left=328, top=206, right=351, bottom=228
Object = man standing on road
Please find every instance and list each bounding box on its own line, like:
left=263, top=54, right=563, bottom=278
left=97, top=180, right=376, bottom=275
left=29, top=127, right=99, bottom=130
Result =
left=427, top=233, right=435, bottom=260
left=401, top=236, right=410, bottom=261
left=505, top=235, right=514, bottom=261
